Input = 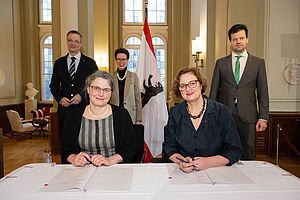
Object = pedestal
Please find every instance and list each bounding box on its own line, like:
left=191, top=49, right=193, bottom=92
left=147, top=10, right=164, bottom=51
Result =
left=25, top=99, right=37, bottom=120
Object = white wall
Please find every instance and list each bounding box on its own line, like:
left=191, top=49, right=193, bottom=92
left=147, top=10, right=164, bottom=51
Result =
left=267, top=0, right=300, bottom=111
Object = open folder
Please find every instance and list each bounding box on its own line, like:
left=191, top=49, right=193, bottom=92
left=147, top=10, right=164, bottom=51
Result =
left=40, top=165, right=133, bottom=192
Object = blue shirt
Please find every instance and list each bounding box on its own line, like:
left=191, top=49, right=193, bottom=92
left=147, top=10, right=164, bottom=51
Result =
left=163, top=96, right=243, bottom=165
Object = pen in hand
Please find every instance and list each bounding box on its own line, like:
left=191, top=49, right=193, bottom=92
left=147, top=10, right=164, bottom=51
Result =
left=84, top=156, right=91, bottom=164
left=176, top=157, right=196, bottom=168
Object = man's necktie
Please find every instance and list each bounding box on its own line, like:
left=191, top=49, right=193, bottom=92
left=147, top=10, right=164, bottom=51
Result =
left=69, top=57, right=76, bottom=79
left=234, top=56, right=242, bottom=84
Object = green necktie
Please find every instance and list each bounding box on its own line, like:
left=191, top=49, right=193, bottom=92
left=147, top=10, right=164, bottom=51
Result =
left=234, top=56, right=242, bottom=84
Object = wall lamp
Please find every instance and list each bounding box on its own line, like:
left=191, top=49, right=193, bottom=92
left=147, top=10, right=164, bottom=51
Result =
left=192, top=37, right=205, bottom=69
left=192, top=51, right=203, bottom=68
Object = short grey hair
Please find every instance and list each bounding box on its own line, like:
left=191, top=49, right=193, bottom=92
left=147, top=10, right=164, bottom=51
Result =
left=84, top=70, right=115, bottom=101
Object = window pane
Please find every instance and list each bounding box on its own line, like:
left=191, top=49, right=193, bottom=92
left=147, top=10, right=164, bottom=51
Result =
left=124, top=0, right=143, bottom=23
left=152, top=37, right=164, bottom=45
left=44, top=75, right=53, bottom=100
left=42, top=41, right=53, bottom=100
left=126, top=37, right=141, bottom=45
left=127, top=49, right=139, bottom=72
left=154, top=48, right=165, bottom=89
left=148, top=0, right=165, bottom=23
left=41, top=0, right=52, bottom=22
left=44, top=36, right=52, bottom=44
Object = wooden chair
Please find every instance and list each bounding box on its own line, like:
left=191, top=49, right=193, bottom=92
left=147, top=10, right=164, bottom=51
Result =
left=6, top=110, right=37, bottom=139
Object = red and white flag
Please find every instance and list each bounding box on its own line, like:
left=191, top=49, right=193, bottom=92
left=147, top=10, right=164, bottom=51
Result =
left=136, top=17, right=168, bottom=163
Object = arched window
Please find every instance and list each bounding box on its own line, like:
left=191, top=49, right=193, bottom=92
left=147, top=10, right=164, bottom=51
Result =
left=125, top=36, right=141, bottom=72
left=41, top=35, right=53, bottom=101
left=125, top=35, right=166, bottom=89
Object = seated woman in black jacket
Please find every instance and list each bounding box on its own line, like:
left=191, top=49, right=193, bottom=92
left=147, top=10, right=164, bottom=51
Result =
left=163, top=67, right=243, bottom=173
left=61, top=70, right=136, bottom=166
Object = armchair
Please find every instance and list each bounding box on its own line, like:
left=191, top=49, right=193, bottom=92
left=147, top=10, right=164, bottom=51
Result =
left=6, top=110, right=37, bottom=139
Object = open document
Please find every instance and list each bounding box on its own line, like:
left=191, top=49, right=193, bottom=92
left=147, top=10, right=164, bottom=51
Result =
left=40, top=165, right=133, bottom=192
left=167, top=165, right=254, bottom=185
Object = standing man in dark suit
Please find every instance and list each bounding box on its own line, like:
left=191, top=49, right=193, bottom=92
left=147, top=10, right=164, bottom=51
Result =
left=50, top=30, right=98, bottom=137
left=209, top=24, right=269, bottom=160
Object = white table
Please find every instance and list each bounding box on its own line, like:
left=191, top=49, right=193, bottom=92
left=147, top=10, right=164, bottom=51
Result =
left=0, top=161, right=299, bottom=200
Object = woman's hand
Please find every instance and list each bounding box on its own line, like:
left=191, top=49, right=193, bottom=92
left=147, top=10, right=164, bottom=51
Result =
left=90, top=155, right=111, bottom=166
left=188, top=156, right=229, bottom=171
left=178, top=157, right=195, bottom=173
left=90, top=154, right=123, bottom=167
left=68, top=152, right=91, bottom=167
left=186, top=157, right=210, bottom=171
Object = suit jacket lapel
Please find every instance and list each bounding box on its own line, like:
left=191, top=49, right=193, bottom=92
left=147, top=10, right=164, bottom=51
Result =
left=73, top=53, right=86, bottom=80
left=112, top=72, right=120, bottom=100
left=124, top=71, right=131, bottom=98
left=225, top=55, right=237, bottom=85
left=63, top=54, right=71, bottom=79
left=239, top=53, right=252, bottom=85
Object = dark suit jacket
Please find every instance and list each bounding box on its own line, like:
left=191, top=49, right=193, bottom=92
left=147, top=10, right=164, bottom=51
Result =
left=209, top=53, right=269, bottom=123
left=60, top=104, right=137, bottom=164
left=49, top=53, right=98, bottom=112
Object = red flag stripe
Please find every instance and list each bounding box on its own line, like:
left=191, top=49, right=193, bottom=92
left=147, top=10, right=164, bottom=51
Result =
left=143, top=141, right=153, bottom=163
left=143, top=17, right=156, bottom=59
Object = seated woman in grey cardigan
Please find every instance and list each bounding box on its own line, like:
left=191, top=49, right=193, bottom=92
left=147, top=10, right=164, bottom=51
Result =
left=61, top=70, right=136, bottom=166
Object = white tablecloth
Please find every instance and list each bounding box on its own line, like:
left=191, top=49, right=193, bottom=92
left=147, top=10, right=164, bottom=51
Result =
left=0, top=161, right=299, bottom=200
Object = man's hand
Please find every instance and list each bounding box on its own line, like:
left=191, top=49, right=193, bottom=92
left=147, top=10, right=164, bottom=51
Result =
left=70, top=94, right=82, bottom=105
left=256, top=120, right=267, bottom=132
left=60, top=97, right=72, bottom=107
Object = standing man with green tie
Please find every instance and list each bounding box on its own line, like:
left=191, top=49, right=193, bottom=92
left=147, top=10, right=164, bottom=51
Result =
left=209, top=24, right=269, bottom=160
left=50, top=30, right=98, bottom=138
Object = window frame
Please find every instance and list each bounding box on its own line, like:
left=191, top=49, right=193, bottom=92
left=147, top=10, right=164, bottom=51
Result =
left=122, top=0, right=167, bottom=25
left=40, top=34, right=53, bottom=102
left=39, top=0, right=52, bottom=24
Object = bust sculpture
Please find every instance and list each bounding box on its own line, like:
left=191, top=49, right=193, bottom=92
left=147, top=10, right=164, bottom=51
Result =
left=25, top=82, right=38, bottom=99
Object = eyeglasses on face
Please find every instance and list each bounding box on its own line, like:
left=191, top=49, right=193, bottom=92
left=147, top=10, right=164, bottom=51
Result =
left=89, top=85, right=111, bottom=94
left=178, top=80, right=199, bottom=91
left=116, top=58, right=128, bottom=62
left=67, top=39, right=81, bottom=44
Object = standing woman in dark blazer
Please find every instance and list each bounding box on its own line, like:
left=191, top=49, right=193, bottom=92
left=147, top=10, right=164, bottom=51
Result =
left=163, top=67, right=243, bottom=173
left=61, top=70, right=136, bottom=166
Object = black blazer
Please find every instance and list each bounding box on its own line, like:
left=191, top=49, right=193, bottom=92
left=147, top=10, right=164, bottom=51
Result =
left=209, top=53, right=269, bottom=123
left=49, top=53, right=98, bottom=109
left=60, top=104, right=137, bottom=164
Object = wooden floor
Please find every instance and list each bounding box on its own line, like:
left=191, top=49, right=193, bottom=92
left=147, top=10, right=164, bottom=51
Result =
left=2, top=133, right=300, bottom=178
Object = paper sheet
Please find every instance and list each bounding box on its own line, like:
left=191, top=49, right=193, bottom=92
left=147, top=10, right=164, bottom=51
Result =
left=86, top=167, right=133, bottom=191
left=40, top=166, right=96, bottom=192
left=167, top=164, right=254, bottom=185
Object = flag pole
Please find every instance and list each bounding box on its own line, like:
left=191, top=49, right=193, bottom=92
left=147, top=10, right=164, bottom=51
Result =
left=145, top=0, right=148, bottom=19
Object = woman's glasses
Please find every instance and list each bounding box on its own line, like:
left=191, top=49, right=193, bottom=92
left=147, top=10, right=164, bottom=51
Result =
left=89, top=85, right=111, bottom=94
left=178, top=80, right=199, bottom=91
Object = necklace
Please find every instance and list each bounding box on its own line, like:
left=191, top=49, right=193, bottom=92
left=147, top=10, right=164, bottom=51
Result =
left=187, top=98, right=206, bottom=119
left=88, top=104, right=109, bottom=118
left=116, top=70, right=127, bottom=81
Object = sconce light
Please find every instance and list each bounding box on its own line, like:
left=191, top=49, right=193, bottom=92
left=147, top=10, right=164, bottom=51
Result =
left=192, top=51, right=203, bottom=68
left=192, top=37, right=205, bottom=69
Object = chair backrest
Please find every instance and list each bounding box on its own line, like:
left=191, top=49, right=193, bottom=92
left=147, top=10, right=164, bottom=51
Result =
left=6, top=110, right=23, bottom=132
left=133, top=124, right=145, bottom=163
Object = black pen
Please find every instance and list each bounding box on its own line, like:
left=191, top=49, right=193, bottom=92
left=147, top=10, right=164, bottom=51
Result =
left=176, top=157, right=196, bottom=167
